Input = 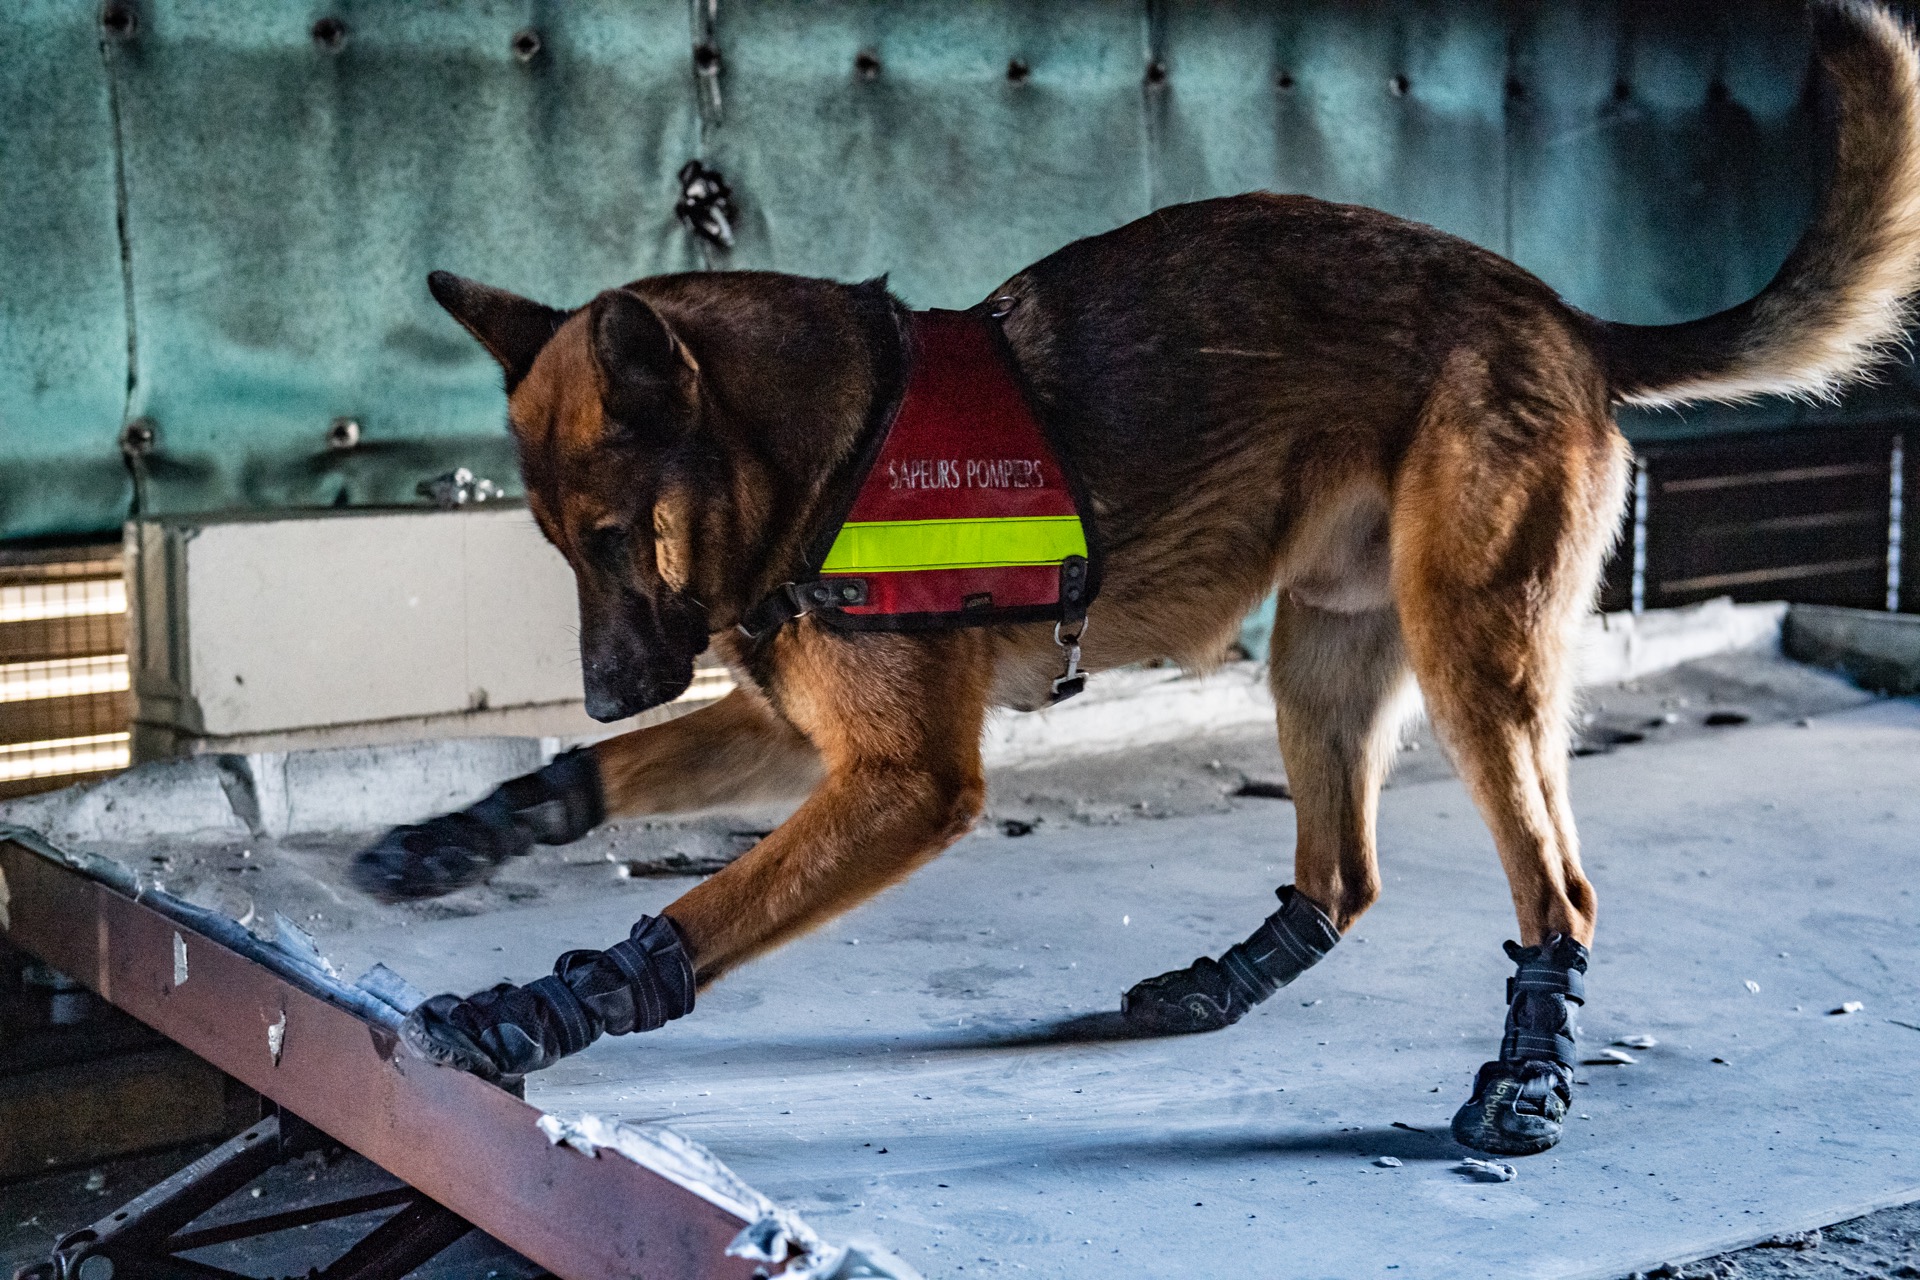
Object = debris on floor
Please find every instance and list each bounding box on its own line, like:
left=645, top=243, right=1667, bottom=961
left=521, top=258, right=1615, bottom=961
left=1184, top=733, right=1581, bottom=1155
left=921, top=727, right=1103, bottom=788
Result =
left=1455, top=1158, right=1518, bottom=1183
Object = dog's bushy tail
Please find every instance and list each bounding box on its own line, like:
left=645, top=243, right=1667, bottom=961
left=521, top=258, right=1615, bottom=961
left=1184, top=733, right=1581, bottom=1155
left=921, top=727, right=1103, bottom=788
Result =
left=1595, top=1, right=1920, bottom=408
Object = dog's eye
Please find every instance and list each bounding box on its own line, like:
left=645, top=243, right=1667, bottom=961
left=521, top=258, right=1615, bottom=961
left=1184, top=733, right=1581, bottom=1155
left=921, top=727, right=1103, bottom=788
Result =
left=583, top=525, right=627, bottom=570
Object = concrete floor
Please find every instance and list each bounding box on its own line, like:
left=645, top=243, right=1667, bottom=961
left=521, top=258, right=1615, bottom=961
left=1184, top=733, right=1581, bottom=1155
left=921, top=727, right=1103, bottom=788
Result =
left=306, top=695, right=1920, bottom=1280
left=4, top=652, right=1914, bottom=1279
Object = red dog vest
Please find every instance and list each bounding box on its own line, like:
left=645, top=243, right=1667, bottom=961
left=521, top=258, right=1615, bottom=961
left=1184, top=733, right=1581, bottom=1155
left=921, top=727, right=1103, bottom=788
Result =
left=745, top=309, right=1099, bottom=637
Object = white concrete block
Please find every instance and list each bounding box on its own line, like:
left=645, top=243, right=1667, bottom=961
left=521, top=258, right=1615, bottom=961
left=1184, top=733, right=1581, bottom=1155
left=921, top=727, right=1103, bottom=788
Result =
left=125, top=505, right=728, bottom=758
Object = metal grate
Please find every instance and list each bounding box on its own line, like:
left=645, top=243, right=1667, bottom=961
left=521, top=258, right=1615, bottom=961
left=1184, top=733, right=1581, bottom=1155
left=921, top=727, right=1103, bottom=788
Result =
left=0, top=543, right=130, bottom=799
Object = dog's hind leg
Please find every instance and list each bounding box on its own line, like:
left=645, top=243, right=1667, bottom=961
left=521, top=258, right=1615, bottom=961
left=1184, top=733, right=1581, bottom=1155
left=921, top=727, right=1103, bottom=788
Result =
left=1121, top=599, right=1413, bottom=1034
left=1391, top=354, right=1628, bottom=1155
left=349, top=688, right=820, bottom=902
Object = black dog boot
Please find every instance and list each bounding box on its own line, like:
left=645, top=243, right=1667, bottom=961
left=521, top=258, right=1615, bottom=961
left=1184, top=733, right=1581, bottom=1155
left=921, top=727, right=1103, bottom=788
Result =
left=401, top=914, right=694, bottom=1080
left=1121, top=886, right=1341, bottom=1034
left=350, top=748, right=603, bottom=901
left=1451, top=934, right=1588, bottom=1156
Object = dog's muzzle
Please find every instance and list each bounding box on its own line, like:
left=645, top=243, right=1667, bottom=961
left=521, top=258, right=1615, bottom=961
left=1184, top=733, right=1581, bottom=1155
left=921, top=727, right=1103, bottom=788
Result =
left=580, top=593, right=709, bottom=722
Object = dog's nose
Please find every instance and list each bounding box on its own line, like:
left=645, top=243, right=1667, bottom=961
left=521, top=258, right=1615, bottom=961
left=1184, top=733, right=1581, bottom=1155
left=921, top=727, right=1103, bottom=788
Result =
left=583, top=687, right=641, bottom=723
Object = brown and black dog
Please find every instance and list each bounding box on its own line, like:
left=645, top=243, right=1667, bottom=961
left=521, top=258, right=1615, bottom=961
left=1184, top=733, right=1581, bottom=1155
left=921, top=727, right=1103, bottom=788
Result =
left=356, top=2, right=1920, bottom=1156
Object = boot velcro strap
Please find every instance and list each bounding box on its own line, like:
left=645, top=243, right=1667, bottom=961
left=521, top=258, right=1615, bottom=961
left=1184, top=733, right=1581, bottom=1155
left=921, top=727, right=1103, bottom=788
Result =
left=525, top=974, right=597, bottom=1057
left=602, top=915, right=696, bottom=1033
left=1511, top=1030, right=1578, bottom=1066
left=1218, top=886, right=1341, bottom=1006
left=419, top=809, right=529, bottom=864
left=1508, top=965, right=1586, bottom=1004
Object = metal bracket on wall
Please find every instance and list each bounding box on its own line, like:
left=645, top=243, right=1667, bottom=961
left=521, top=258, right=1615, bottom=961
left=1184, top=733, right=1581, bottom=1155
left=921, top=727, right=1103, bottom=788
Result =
left=676, top=161, right=738, bottom=250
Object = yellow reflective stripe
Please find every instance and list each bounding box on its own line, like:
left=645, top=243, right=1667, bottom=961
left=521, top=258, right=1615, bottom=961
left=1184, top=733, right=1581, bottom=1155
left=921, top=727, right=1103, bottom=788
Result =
left=821, top=515, right=1087, bottom=573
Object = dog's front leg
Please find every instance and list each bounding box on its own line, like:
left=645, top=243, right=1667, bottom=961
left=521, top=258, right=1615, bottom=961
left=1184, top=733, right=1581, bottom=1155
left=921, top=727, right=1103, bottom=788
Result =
left=665, top=745, right=987, bottom=985
left=400, top=627, right=991, bottom=1078
left=350, top=688, right=819, bottom=902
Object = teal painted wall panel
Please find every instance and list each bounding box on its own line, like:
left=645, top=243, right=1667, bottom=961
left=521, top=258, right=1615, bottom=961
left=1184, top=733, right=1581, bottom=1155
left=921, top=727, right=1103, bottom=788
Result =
left=108, top=0, right=700, bottom=521
left=1152, top=1, right=1509, bottom=253
left=0, top=2, right=134, bottom=540
left=1507, top=3, right=1821, bottom=327
left=3, top=0, right=1913, bottom=542
left=709, top=0, right=1153, bottom=308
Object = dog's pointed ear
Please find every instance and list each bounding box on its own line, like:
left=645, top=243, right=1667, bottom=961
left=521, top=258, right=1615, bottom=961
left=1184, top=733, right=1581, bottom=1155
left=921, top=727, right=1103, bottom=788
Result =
left=428, top=271, right=567, bottom=392
left=589, top=288, right=692, bottom=437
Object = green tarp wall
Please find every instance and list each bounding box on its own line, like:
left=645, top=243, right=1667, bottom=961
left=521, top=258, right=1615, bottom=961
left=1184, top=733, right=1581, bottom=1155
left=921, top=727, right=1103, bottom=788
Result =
left=3, top=0, right=1916, bottom=543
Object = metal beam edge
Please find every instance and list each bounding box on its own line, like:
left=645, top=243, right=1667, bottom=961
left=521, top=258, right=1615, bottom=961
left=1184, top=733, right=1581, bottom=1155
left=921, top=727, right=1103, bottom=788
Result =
left=0, top=839, right=760, bottom=1280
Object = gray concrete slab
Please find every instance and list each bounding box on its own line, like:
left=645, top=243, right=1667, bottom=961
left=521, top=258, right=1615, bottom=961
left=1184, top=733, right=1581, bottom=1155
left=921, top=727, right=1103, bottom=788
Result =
left=320, top=698, right=1920, bottom=1280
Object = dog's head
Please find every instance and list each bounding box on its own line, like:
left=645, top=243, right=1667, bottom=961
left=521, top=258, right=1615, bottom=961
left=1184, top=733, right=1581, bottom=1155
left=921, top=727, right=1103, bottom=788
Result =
left=428, top=271, right=712, bottom=722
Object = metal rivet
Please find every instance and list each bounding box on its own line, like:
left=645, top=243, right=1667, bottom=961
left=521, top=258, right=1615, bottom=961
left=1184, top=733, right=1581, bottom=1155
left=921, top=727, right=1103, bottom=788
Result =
left=1006, top=58, right=1030, bottom=84
left=312, top=16, right=347, bottom=52
left=327, top=417, right=361, bottom=451
left=1389, top=73, right=1409, bottom=97
left=119, top=418, right=156, bottom=458
left=76, top=1254, right=114, bottom=1280
left=100, top=2, right=136, bottom=39
left=693, top=41, right=720, bottom=74
left=840, top=584, right=859, bottom=601
left=855, top=49, right=881, bottom=81
left=1144, top=60, right=1168, bottom=88
left=511, top=27, right=541, bottom=63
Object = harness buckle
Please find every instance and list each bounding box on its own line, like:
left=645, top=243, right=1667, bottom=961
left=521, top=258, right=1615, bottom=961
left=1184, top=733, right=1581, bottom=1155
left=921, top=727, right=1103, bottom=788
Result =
left=737, top=581, right=808, bottom=640
left=1050, top=618, right=1087, bottom=703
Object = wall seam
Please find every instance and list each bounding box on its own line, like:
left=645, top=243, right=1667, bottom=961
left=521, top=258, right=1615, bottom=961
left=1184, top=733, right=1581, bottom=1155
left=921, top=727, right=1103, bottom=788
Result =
left=99, top=24, right=141, bottom=513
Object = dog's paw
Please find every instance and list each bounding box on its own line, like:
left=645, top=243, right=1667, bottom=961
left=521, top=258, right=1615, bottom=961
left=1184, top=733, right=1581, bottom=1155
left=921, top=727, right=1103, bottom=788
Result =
left=1120, top=957, right=1246, bottom=1035
left=400, top=993, right=508, bottom=1079
left=1449, top=1059, right=1570, bottom=1156
left=349, top=814, right=510, bottom=902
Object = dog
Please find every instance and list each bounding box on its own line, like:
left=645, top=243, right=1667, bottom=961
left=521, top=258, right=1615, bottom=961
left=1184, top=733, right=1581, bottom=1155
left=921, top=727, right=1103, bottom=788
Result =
left=351, top=1, right=1920, bottom=1157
